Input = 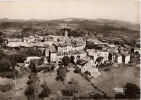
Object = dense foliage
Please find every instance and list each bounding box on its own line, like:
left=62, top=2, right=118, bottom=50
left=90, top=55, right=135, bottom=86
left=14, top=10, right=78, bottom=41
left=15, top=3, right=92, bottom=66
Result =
left=0, top=49, right=17, bottom=73
left=25, top=62, right=40, bottom=100
left=115, top=83, right=140, bottom=99
left=62, top=56, right=71, bottom=66
left=62, top=78, right=80, bottom=96
left=0, top=84, right=13, bottom=92
left=56, top=66, right=67, bottom=81
left=38, top=82, right=51, bottom=98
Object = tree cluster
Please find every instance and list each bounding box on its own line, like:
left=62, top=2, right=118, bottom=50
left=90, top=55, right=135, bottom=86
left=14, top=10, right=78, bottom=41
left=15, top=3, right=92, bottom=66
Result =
left=62, top=56, right=71, bottom=66
left=115, top=83, right=140, bottom=99
left=0, top=49, right=18, bottom=75
left=62, top=78, right=80, bottom=96
left=56, top=66, right=67, bottom=82
left=25, top=62, right=40, bottom=100
left=38, top=82, right=51, bottom=98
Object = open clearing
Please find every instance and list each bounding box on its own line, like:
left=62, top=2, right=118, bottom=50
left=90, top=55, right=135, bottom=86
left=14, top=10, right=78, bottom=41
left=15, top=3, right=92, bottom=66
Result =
left=90, top=64, right=140, bottom=97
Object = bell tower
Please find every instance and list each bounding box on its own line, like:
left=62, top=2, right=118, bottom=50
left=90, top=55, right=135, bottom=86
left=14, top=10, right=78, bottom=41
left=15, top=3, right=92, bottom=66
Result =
left=64, top=28, right=68, bottom=38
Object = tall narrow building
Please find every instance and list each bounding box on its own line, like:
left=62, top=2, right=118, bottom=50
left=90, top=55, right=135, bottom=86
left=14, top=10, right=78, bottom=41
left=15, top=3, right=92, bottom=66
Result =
left=64, top=28, right=68, bottom=38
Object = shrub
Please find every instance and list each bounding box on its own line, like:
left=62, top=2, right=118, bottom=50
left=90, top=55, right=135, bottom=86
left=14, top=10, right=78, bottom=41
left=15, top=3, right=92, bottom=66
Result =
left=25, top=72, right=40, bottom=100
left=0, top=84, right=13, bottom=92
left=62, top=90, right=73, bottom=96
left=62, top=78, right=80, bottom=96
left=89, top=93, right=110, bottom=99
left=20, top=48, right=42, bottom=57
left=56, top=66, right=67, bottom=81
left=74, top=67, right=81, bottom=73
left=0, top=70, right=18, bottom=78
left=62, top=56, right=71, bottom=66
left=25, top=85, right=35, bottom=96
left=115, top=83, right=140, bottom=99
left=38, top=82, right=51, bottom=98
left=104, top=69, right=110, bottom=71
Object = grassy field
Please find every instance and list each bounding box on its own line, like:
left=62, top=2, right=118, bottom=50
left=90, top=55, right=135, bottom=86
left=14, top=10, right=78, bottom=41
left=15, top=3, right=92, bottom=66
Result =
left=0, top=64, right=139, bottom=99
left=90, top=64, right=140, bottom=97
left=39, top=71, right=66, bottom=92
left=66, top=70, right=94, bottom=92
left=0, top=67, right=29, bottom=100
left=0, top=76, right=28, bottom=100
left=38, top=70, right=102, bottom=99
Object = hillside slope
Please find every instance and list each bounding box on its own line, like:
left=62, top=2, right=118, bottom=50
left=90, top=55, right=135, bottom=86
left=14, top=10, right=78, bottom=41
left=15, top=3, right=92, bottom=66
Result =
left=0, top=18, right=140, bottom=46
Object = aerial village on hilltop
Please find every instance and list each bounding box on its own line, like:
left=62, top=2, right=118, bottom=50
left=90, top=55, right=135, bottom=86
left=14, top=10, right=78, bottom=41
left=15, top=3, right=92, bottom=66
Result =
left=0, top=26, right=140, bottom=99
left=1, top=27, right=140, bottom=77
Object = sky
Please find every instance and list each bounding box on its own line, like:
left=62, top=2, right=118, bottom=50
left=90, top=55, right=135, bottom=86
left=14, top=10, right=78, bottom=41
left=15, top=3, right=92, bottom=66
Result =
left=0, top=1, right=140, bottom=24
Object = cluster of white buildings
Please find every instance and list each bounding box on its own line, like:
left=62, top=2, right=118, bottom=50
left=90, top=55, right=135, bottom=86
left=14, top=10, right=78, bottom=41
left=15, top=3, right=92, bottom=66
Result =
left=3, top=29, right=22, bottom=35
left=40, top=30, right=131, bottom=78
left=47, top=44, right=86, bottom=63
left=87, top=49, right=130, bottom=65
left=6, top=29, right=131, bottom=65
left=5, top=29, right=132, bottom=77
left=86, top=37, right=131, bottom=64
left=6, top=34, right=53, bottom=48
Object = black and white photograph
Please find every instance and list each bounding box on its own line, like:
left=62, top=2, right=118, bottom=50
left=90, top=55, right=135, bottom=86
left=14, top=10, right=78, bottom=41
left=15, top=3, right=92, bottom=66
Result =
left=0, top=0, right=140, bottom=100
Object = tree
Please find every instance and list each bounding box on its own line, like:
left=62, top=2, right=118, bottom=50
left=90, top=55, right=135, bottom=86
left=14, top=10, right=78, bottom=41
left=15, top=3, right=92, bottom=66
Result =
left=10, top=54, right=26, bottom=63
left=0, top=50, right=19, bottom=79
left=50, top=65, right=55, bottom=72
left=56, top=66, right=67, bottom=81
left=38, top=57, right=44, bottom=66
left=115, top=83, right=140, bottom=99
left=89, top=93, right=110, bottom=99
left=28, top=61, right=38, bottom=73
left=0, top=58, right=12, bottom=72
left=0, top=39, right=3, bottom=44
left=0, top=49, right=5, bottom=60
left=115, top=93, right=125, bottom=99
left=25, top=85, right=35, bottom=100
left=0, top=32, right=3, bottom=36
left=62, top=78, right=80, bottom=97
left=70, top=56, right=75, bottom=64
left=124, top=83, right=140, bottom=99
left=20, top=48, right=42, bottom=57
left=74, top=67, right=81, bottom=73
left=96, top=56, right=104, bottom=65
left=130, top=39, right=136, bottom=47
left=0, top=55, right=17, bottom=73
left=38, top=81, right=51, bottom=98
left=131, top=48, right=134, bottom=53
left=25, top=69, right=40, bottom=100
left=0, top=32, right=3, bottom=44
left=62, top=56, right=71, bottom=66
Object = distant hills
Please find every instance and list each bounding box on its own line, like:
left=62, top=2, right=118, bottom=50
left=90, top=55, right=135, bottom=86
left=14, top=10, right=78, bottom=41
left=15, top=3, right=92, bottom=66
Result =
left=50, top=18, right=140, bottom=31
left=0, top=18, right=140, bottom=47
left=0, top=18, right=139, bottom=30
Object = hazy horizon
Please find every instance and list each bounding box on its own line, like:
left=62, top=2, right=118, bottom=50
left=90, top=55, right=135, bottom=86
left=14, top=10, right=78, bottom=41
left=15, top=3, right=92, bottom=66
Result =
left=0, top=1, right=140, bottom=24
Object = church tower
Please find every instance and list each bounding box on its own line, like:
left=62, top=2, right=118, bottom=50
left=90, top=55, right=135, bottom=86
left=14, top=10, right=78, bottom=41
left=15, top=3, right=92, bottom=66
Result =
left=64, top=28, right=68, bottom=38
